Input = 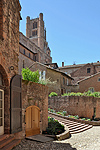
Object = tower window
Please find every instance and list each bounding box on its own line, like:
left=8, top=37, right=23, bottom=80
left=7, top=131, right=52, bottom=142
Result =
left=33, top=22, right=37, bottom=29
left=32, top=30, right=37, bottom=36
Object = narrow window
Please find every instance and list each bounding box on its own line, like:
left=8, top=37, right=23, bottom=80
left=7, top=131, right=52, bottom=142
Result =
left=35, top=56, right=36, bottom=61
left=67, top=79, right=68, bottom=85
left=87, top=68, right=91, bottom=73
left=98, top=77, right=100, bottom=82
left=29, top=53, right=30, bottom=58
left=23, top=49, right=25, bottom=55
left=33, top=22, right=37, bottom=29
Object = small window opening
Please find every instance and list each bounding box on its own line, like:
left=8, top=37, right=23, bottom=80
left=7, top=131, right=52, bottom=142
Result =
left=87, top=68, right=91, bottom=73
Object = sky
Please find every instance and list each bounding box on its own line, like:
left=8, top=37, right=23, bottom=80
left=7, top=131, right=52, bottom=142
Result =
left=19, top=0, right=100, bottom=67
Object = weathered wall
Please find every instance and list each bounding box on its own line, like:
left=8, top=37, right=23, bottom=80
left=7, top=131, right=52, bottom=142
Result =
left=48, top=96, right=100, bottom=119
left=0, top=0, right=21, bottom=134
left=17, top=80, right=48, bottom=139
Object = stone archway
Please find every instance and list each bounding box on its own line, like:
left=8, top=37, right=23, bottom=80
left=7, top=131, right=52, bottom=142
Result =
left=0, top=65, right=9, bottom=134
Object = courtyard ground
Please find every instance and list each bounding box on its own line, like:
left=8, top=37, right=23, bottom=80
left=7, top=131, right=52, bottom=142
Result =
left=13, top=126, right=100, bottom=150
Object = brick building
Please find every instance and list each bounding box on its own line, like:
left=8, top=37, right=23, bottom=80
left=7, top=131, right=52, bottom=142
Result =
left=29, top=62, right=73, bottom=95
left=59, top=61, right=100, bottom=76
left=70, top=63, right=97, bottom=84
left=58, top=62, right=100, bottom=93
left=0, top=0, right=21, bottom=135
left=19, top=13, right=52, bottom=75
left=77, top=72, right=100, bottom=93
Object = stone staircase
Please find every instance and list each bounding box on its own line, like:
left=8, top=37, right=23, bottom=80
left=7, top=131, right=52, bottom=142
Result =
left=0, top=134, right=21, bottom=150
left=49, top=113, right=93, bottom=134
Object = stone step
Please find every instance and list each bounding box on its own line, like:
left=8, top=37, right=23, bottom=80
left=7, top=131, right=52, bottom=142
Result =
left=48, top=113, right=93, bottom=134
left=58, top=120, right=83, bottom=126
left=1, top=139, right=21, bottom=150
left=70, top=125, right=92, bottom=134
left=69, top=125, right=91, bottom=132
left=66, top=124, right=88, bottom=129
left=0, top=136, right=15, bottom=148
left=0, top=134, right=9, bottom=142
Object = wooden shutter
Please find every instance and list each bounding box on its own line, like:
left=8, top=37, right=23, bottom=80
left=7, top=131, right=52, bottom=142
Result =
left=10, top=75, right=22, bottom=134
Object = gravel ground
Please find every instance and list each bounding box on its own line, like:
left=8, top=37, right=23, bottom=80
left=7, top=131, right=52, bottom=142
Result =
left=13, top=126, right=100, bottom=150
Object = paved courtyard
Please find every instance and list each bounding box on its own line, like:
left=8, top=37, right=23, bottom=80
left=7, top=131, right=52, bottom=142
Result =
left=13, top=126, right=100, bottom=150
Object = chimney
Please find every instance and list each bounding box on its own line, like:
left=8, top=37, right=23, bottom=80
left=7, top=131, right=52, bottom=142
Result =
left=97, top=61, right=99, bottom=63
left=62, top=62, right=64, bottom=67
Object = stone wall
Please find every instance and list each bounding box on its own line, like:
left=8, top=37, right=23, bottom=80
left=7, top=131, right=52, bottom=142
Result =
left=0, top=0, right=21, bottom=134
left=48, top=96, right=100, bottom=119
left=16, top=80, right=48, bottom=139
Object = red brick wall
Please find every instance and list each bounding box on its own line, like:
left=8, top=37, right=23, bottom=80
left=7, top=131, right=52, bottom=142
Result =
left=48, top=96, right=100, bottom=119
left=78, top=73, right=100, bottom=92
left=17, top=80, right=48, bottom=139
left=71, top=63, right=96, bottom=77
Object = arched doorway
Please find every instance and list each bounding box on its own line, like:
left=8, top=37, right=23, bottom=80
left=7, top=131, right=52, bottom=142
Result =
left=25, top=105, right=40, bottom=137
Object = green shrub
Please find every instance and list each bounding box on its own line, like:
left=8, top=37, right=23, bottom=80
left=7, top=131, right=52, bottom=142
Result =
left=62, top=91, right=100, bottom=98
left=43, top=117, right=65, bottom=135
left=21, top=68, right=39, bottom=83
left=49, top=92, right=58, bottom=97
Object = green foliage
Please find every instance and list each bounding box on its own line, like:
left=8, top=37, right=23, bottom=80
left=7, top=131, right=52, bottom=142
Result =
left=43, top=117, right=65, bottom=135
left=48, top=108, right=56, bottom=113
left=49, top=92, right=58, bottom=97
left=21, top=68, right=39, bottom=83
left=62, top=91, right=100, bottom=98
left=68, top=115, right=79, bottom=119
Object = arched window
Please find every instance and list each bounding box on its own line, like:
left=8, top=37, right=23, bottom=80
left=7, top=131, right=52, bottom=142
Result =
left=0, top=74, right=3, bottom=86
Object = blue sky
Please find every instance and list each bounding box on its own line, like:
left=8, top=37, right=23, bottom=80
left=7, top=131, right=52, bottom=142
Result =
left=19, top=0, right=100, bottom=67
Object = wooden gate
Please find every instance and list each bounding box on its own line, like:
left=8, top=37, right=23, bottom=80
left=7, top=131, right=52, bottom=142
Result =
left=10, top=75, right=22, bottom=134
left=25, top=105, right=40, bottom=137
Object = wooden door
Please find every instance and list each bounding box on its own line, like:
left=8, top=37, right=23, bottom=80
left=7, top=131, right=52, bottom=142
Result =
left=25, top=105, right=40, bottom=137
left=10, top=75, right=22, bottom=134
left=0, top=89, right=4, bottom=135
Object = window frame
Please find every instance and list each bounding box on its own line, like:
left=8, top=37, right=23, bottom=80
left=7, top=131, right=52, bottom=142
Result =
left=87, top=67, right=91, bottom=73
